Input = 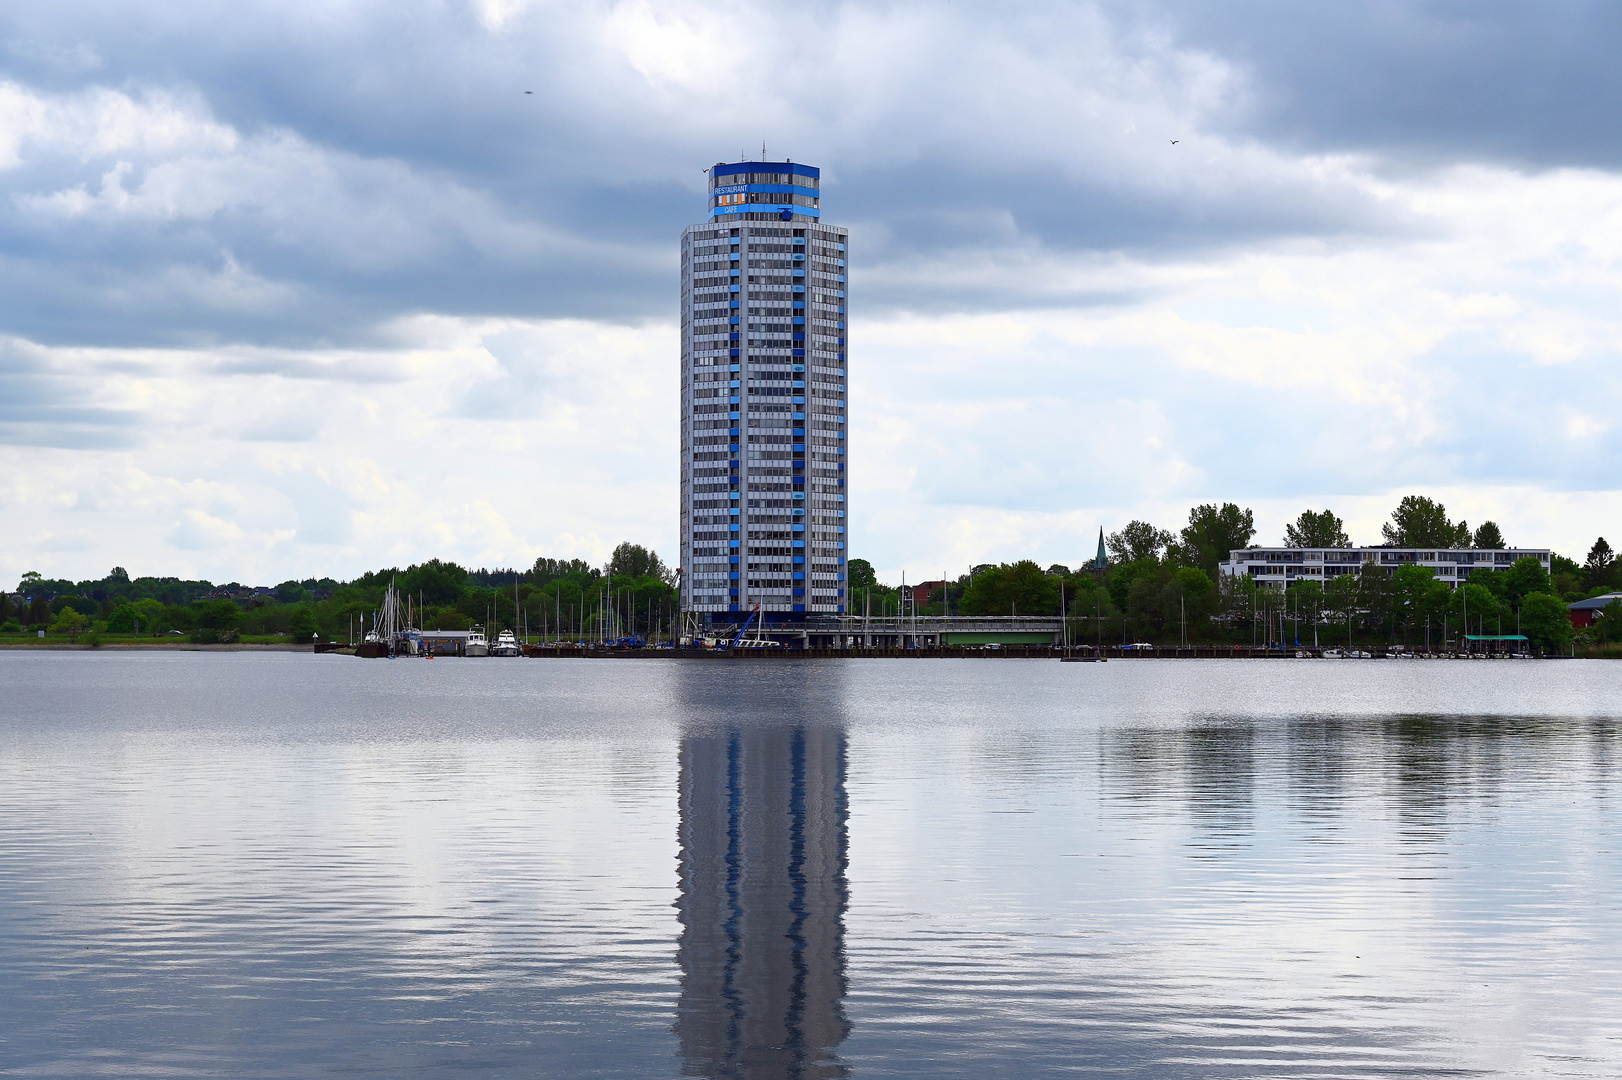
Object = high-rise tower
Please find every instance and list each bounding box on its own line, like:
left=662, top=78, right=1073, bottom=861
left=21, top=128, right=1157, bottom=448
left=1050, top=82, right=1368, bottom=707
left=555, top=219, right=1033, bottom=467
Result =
left=679, top=161, right=848, bottom=627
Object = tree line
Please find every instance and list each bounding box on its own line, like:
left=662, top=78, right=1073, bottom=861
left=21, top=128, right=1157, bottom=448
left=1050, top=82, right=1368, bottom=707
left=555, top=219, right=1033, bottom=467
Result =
left=849, top=495, right=1613, bottom=652
left=9, top=493, right=1618, bottom=651
left=3, top=543, right=679, bottom=644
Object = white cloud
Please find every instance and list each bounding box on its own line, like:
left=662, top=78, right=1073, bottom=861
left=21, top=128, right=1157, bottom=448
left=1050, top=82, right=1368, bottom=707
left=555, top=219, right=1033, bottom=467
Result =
left=0, top=316, right=677, bottom=585
left=0, top=81, right=236, bottom=170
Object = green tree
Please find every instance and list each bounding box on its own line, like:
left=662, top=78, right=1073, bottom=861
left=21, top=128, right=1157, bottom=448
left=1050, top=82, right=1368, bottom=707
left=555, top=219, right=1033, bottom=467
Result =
left=1164, top=567, right=1217, bottom=637
left=1285, top=509, right=1351, bottom=548
left=1496, top=556, right=1550, bottom=607
left=1286, top=578, right=1325, bottom=644
left=606, top=542, right=672, bottom=583
left=1520, top=592, right=1573, bottom=653
left=1584, top=537, right=1618, bottom=592
left=1107, top=556, right=1161, bottom=618
left=51, top=595, right=94, bottom=617
left=960, top=561, right=1059, bottom=616
left=51, top=608, right=90, bottom=635
left=1549, top=554, right=1583, bottom=599
left=1466, top=565, right=1507, bottom=600
left=276, top=580, right=312, bottom=605
left=288, top=606, right=320, bottom=642
left=1585, top=537, right=1613, bottom=575
left=1178, top=503, right=1256, bottom=575
left=848, top=559, right=878, bottom=592
left=192, top=598, right=242, bottom=629
left=1447, top=582, right=1503, bottom=638
left=530, top=556, right=598, bottom=587
left=1594, top=598, right=1622, bottom=645
left=162, top=603, right=198, bottom=632
left=1107, top=520, right=1174, bottom=564
left=1355, top=562, right=1398, bottom=639
left=133, top=598, right=165, bottom=632
left=399, top=559, right=469, bottom=605
left=844, top=559, right=901, bottom=617
left=1382, top=496, right=1470, bottom=548
left=1060, top=573, right=1116, bottom=642
left=1324, top=573, right=1361, bottom=644
left=1472, top=521, right=1505, bottom=549
left=190, top=598, right=242, bottom=643
left=106, top=603, right=141, bottom=632
left=1392, top=564, right=1438, bottom=641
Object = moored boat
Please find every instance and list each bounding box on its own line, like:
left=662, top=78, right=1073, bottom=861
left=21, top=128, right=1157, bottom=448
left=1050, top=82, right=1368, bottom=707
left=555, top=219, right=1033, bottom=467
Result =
left=491, top=629, right=521, bottom=657
left=466, top=625, right=489, bottom=657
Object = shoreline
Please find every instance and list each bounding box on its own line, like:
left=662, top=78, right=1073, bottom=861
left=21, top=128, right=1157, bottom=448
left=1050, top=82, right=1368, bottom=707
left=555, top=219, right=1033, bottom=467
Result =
left=0, top=642, right=309, bottom=652
left=1, top=642, right=1608, bottom=658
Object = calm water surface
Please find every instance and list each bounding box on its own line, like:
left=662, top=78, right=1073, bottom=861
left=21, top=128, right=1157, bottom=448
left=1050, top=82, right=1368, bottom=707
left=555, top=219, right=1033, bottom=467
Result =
left=2, top=653, right=1620, bottom=1078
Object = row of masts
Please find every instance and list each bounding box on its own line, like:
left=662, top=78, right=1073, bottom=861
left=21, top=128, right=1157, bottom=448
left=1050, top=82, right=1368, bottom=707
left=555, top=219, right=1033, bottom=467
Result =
left=355, top=577, right=684, bottom=649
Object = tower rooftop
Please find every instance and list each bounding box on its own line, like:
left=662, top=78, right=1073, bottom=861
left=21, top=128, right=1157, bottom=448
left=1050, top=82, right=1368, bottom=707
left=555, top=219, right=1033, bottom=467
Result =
left=709, top=161, right=820, bottom=222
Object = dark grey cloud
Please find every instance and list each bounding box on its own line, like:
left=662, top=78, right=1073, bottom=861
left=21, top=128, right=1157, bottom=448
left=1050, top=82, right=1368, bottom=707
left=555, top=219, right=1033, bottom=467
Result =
left=1140, top=0, right=1622, bottom=169
left=0, top=0, right=1490, bottom=351
left=0, top=0, right=1618, bottom=359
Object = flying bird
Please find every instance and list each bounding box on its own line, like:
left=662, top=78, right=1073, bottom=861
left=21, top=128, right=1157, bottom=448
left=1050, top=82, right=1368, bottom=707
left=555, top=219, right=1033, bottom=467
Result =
left=1171, top=140, right=1179, bottom=144
left=525, top=90, right=533, bottom=94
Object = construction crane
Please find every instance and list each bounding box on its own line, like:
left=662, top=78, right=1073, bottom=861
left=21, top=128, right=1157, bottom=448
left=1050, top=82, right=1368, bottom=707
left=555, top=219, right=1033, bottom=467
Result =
left=729, top=604, right=762, bottom=650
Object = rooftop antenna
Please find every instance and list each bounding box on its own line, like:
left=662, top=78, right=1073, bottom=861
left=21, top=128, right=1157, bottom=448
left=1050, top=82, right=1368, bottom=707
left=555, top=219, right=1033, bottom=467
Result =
left=762, top=139, right=766, bottom=160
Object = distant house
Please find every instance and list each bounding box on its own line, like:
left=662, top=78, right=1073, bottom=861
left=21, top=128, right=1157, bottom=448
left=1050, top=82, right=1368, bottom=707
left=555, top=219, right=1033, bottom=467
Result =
left=905, top=581, right=946, bottom=605
left=1568, top=593, right=1622, bottom=628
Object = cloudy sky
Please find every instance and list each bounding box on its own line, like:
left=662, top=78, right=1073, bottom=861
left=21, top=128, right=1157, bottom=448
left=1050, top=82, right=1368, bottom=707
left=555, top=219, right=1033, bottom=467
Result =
left=4, top=0, right=1621, bottom=587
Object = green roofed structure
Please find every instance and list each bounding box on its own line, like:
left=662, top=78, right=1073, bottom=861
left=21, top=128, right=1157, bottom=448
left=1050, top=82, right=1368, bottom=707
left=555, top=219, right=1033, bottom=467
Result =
left=1461, top=634, right=1530, bottom=656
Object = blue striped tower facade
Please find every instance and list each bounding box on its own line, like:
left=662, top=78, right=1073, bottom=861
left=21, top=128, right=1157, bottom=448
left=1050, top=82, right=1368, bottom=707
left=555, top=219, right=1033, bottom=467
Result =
left=679, top=161, right=848, bottom=626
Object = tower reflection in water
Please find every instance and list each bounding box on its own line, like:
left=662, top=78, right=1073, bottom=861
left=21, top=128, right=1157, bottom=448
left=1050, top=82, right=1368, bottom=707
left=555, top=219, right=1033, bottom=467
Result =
left=676, top=727, right=850, bottom=1079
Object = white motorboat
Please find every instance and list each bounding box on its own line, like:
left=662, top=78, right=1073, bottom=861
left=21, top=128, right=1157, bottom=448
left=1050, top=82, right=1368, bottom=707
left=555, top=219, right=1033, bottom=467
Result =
left=1321, top=647, right=1345, bottom=658
left=491, top=629, right=521, bottom=657
left=465, top=625, right=489, bottom=657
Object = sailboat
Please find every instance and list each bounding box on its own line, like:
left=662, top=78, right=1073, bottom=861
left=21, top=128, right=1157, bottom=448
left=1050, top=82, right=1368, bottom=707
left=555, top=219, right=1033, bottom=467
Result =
left=357, top=581, right=404, bottom=657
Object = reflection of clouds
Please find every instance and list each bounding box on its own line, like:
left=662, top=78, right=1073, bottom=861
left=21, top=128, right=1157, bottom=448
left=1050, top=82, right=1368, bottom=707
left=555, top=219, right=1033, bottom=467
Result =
left=7, top=656, right=1622, bottom=1074
left=0, top=653, right=690, bottom=1075
left=841, top=661, right=1622, bottom=1075
left=1181, top=723, right=1255, bottom=841
left=1283, top=717, right=1353, bottom=816
left=676, top=725, right=850, bottom=1080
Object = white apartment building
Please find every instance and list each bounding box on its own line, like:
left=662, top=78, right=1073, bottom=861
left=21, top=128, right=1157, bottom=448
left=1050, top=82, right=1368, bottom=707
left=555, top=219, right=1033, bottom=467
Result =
left=1220, top=547, right=1552, bottom=586
left=678, top=160, right=848, bottom=625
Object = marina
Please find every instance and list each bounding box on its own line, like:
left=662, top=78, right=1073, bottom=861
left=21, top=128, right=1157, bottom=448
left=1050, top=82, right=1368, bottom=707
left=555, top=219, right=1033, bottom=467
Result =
left=321, top=641, right=1546, bottom=660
